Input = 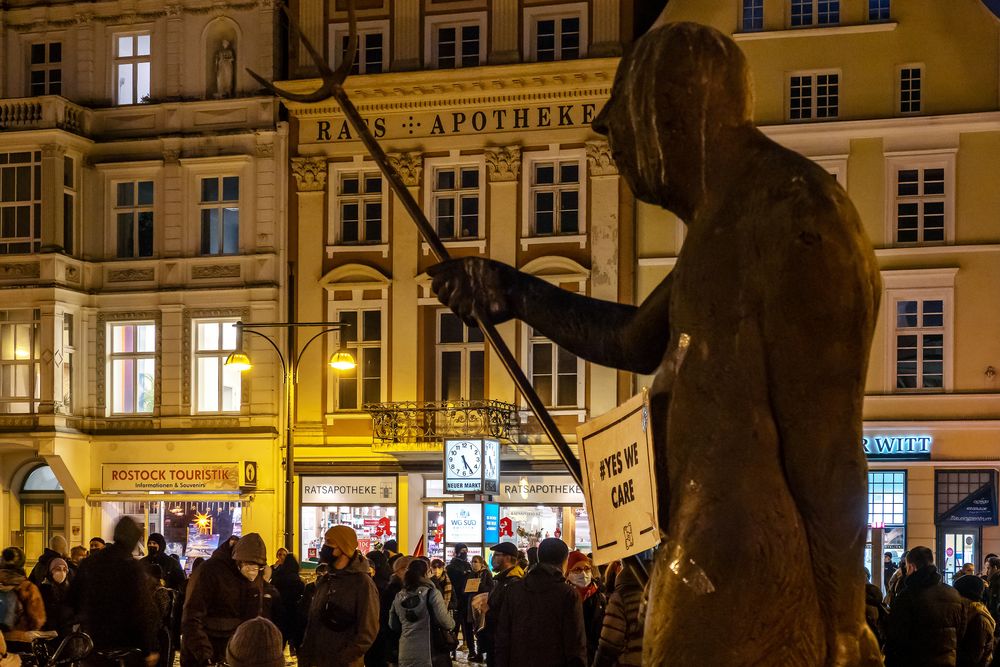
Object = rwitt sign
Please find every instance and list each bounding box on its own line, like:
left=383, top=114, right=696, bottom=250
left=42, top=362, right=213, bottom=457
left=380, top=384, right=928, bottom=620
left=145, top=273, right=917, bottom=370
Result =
left=863, top=435, right=933, bottom=460
left=308, top=101, right=605, bottom=143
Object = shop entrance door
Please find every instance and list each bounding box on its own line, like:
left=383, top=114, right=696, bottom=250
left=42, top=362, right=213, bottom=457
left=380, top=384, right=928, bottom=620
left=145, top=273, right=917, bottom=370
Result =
left=21, top=498, right=65, bottom=563
left=938, top=528, right=978, bottom=584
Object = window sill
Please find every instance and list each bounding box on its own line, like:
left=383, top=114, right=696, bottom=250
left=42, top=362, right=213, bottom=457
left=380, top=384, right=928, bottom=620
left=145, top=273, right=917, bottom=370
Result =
left=421, top=239, right=487, bottom=255
left=520, top=407, right=587, bottom=422
left=734, top=21, right=897, bottom=41
left=520, top=234, right=587, bottom=251
left=327, top=243, right=390, bottom=259
left=325, top=412, right=374, bottom=425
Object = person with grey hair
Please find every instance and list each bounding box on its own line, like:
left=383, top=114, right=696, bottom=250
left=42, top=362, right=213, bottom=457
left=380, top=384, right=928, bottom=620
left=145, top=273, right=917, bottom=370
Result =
left=28, top=534, right=69, bottom=586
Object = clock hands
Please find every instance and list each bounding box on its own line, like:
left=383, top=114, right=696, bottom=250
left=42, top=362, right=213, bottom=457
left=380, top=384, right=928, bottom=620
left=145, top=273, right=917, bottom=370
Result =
left=461, top=455, right=474, bottom=475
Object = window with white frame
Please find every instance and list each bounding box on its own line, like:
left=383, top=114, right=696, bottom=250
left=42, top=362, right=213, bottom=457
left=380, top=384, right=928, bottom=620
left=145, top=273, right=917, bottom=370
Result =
left=893, top=297, right=945, bottom=390
left=529, top=159, right=581, bottom=237
left=30, top=42, right=62, bottom=96
left=63, top=156, right=75, bottom=255
left=431, top=165, right=481, bottom=240
left=109, top=322, right=156, bottom=414
left=0, top=309, right=39, bottom=414
left=429, top=16, right=485, bottom=69
left=742, top=0, right=764, bottom=31
left=789, top=71, right=839, bottom=121
left=437, top=311, right=484, bottom=401
left=199, top=176, right=239, bottom=255
left=528, top=327, right=581, bottom=408
left=334, top=309, right=382, bottom=410
left=526, top=7, right=584, bottom=62
left=193, top=320, right=241, bottom=413
left=0, top=152, right=41, bottom=255
left=894, top=166, right=945, bottom=244
left=899, top=66, right=922, bottom=114
left=115, top=181, right=154, bottom=258
left=868, top=0, right=891, bottom=22
left=790, top=0, right=839, bottom=26
left=335, top=171, right=384, bottom=244
left=61, top=314, right=73, bottom=413
left=114, top=32, right=151, bottom=105
left=332, top=23, right=387, bottom=74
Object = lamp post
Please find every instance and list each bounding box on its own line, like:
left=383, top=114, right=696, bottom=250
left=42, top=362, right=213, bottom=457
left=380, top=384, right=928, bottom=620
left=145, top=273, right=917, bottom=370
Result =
left=225, top=321, right=356, bottom=552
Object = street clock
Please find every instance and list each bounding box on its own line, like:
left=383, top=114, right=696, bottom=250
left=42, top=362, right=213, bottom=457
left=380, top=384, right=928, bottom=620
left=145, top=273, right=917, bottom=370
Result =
left=444, top=438, right=501, bottom=494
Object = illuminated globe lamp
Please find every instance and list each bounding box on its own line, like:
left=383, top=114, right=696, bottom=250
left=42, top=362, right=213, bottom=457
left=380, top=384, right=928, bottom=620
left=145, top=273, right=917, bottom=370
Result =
left=328, top=347, right=356, bottom=371
left=224, top=350, right=252, bottom=372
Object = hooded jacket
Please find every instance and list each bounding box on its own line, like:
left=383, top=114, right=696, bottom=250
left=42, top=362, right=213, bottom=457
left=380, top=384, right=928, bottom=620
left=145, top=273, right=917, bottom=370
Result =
left=885, top=565, right=969, bottom=667
left=388, top=580, right=455, bottom=667
left=140, top=533, right=186, bottom=591
left=299, top=551, right=379, bottom=667
left=480, top=564, right=524, bottom=664
left=28, top=548, right=74, bottom=587
left=0, top=566, right=45, bottom=631
left=180, top=538, right=264, bottom=667
left=271, top=554, right=306, bottom=647
left=593, top=565, right=644, bottom=667
left=494, top=563, right=586, bottom=667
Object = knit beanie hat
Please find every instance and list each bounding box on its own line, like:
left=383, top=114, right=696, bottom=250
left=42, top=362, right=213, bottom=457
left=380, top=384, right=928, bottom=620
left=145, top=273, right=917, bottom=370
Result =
left=1, top=546, right=25, bottom=570
left=538, top=538, right=569, bottom=566
left=49, top=557, right=68, bottom=574
left=954, top=574, right=986, bottom=601
left=325, top=525, right=359, bottom=555
left=232, top=533, right=267, bottom=566
left=225, top=617, right=284, bottom=667
left=566, top=550, right=590, bottom=572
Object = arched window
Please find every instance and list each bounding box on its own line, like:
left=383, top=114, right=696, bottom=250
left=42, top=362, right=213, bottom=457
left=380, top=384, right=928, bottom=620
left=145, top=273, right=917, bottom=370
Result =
left=21, top=465, right=63, bottom=492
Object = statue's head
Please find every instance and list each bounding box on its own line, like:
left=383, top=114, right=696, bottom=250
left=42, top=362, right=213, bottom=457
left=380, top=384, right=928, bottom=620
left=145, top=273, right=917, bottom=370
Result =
left=593, top=22, right=753, bottom=219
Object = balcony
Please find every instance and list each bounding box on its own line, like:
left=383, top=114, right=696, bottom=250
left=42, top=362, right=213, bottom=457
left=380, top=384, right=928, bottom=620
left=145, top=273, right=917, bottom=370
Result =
left=0, top=96, right=90, bottom=135
left=365, top=400, right=518, bottom=447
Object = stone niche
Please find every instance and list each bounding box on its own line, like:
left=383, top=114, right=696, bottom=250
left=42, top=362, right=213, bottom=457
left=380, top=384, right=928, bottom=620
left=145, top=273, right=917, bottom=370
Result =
left=204, top=17, right=240, bottom=100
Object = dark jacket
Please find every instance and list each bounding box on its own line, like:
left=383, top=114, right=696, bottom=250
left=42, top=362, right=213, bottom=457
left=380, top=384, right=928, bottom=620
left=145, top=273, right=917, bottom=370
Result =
left=495, top=563, right=586, bottom=667
left=885, top=565, right=969, bottom=667
left=299, top=552, right=379, bottom=667
left=481, top=565, right=524, bottom=666
left=28, top=548, right=73, bottom=587
left=180, top=539, right=263, bottom=667
left=446, top=556, right=472, bottom=616
left=272, top=555, right=306, bottom=647
left=74, top=541, right=158, bottom=654
left=580, top=583, right=607, bottom=662
left=593, top=565, right=643, bottom=667
left=864, top=582, right=889, bottom=650
left=39, top=579, right=75, bottom=637
left=958, top=601, right=994, bottom=667
left=140, top=535, right=186, bottom=592
left=368, top=575, right=403, bottom=667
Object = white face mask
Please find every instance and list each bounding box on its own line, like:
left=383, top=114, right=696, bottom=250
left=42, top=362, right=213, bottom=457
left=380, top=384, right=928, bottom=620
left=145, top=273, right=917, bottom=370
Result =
left=568, top=571, right=592, bottom=588
left=52, top=571, right=67, bottom=584
left=239, top=564, right=260, bottom=582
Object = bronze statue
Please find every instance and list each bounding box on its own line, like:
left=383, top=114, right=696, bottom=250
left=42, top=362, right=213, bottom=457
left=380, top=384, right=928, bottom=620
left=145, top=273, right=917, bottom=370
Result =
left=430, top=22, right=883, bottom=666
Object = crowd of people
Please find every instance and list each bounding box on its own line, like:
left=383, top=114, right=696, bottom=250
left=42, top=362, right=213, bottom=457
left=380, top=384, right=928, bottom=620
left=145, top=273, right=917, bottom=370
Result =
left=874, top=546, right=1000, bottom=667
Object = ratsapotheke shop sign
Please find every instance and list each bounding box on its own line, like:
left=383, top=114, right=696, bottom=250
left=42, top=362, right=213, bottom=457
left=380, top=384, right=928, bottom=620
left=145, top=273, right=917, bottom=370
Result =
left=102, top=463, right=241, bottom=492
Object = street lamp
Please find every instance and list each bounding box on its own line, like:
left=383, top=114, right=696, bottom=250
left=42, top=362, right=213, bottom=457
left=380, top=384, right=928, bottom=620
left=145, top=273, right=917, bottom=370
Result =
left=224, top=321, right=356, bottom=552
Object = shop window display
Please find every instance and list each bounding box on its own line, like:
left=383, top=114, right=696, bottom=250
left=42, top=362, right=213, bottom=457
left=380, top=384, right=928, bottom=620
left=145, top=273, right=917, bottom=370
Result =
left=301, top=505, right=396, bottom=565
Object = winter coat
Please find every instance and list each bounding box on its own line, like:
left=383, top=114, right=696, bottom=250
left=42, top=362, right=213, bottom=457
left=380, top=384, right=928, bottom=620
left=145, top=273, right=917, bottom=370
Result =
left=388, top=582, right=455, bottom=667
left=429, top=571, right=452, bottom=609
left=579, top=583, right=607, bottom=663
left=38, top=579, right=74, bottom=637
left=367, top=576, right=403, bottom=667
left=959, top=601, right=995, bottom=667
left=299, top=552, right=379, bottom=667
left=445, top=557, right=472, bottom=618
left=494, top=563, right=586, bottom=667
left=885, top=566, right=906, bottom=609
left=593, top=566, right=643, bottom=667
left=28, top=549, right=72, bottom=587
left=180, top=539, right=264, bottom=667
left=140, top=539, right=186, bottom=592
left=885, top=565, right=969, bottom=667
left=271, top=556, right=306, bottom=648
left=0, top=568, right=45, bottom=632
left=73, top=542, right=158, bottom=654
left=864, top=582, right=889, bottom=650
left=480, top=565, right=524, bottom=667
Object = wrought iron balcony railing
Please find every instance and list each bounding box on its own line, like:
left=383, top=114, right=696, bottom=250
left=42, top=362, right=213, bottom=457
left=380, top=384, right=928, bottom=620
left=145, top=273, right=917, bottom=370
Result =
left=364, top=400, right=517, bottom=446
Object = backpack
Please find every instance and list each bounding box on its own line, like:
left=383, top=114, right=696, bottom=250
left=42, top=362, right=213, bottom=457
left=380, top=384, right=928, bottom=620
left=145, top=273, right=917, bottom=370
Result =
left=0, top=585, right=21, bottom=631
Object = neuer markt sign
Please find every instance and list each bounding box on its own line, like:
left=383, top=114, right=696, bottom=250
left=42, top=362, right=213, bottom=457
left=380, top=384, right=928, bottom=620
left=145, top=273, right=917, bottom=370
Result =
left=305, top=100, right=606, bottom=144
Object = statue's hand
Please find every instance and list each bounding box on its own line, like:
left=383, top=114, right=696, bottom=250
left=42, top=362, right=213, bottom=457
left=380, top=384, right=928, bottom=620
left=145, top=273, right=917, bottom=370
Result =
left=428, top=258, right=520, bottom=327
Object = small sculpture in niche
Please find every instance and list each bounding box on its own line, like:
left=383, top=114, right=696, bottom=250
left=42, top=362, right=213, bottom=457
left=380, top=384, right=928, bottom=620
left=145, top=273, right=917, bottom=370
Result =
left=214, top=39, right=235, bottom=98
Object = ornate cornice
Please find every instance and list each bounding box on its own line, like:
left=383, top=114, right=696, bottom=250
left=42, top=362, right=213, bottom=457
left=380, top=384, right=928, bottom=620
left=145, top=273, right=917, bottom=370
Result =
left=485, top=146, right=521, bottom=183
left=586, top=140, right=618, bottom=177
left=387, top=153, right=423, bottom=187
left=291, top=157, right=328, bottom=192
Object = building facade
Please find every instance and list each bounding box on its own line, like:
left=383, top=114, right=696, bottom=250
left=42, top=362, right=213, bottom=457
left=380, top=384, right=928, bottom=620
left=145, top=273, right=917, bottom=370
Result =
left=284, top=0, right=641, bottom=562
left=654, top=0, right=1000, bottom=584
left=0, top=0, right=288, bottom=566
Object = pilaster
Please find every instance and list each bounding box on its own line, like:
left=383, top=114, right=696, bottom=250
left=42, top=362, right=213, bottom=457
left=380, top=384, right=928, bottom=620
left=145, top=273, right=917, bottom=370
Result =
left=40, top=144, right=66, bottom=253
left=165, top=5, right=184, bottom=98
left=37, top=306, right=57, bottom=415
left=591, top=0, right=623, bottom=57
left=162, top=145, right=183, bottom=257
left=295, top=0, right=326, bottom=76
left=485, top=146, right=521, bottom=404
left=393, top=0, right=421, bottom=71
left=586, top=141, right=619, bottom=415
left=490, top=0, right=521, bottom=64
left=389, top=152, right=421, bottom=402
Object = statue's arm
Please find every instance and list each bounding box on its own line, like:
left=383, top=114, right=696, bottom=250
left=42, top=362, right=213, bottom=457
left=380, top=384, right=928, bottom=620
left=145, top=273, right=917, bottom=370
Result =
left=429, top=258, right=672, bottom=374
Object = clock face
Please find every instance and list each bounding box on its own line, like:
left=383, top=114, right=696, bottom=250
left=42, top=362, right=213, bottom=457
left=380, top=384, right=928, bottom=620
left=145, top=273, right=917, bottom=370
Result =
left=447, top=441, right=482, bottom=478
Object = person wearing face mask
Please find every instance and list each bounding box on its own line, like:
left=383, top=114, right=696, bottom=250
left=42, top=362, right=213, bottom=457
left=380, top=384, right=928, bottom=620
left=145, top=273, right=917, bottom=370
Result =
left=299, top=526, right=379, bottom=667
left=29, top=534, right=70, bottom=586
left=565, top=551, right=605, bottom=664
left=429, top=559, right=453, bottom=610
left=180, top=533, right=267, bottom=667
left=445, top=544, right=473, bottom=655
left=467, top=555, right=494, bottom=662
left=478, top=542, right=523, bottom=667
left=140, top=533, right=186, bottom=593
left=39, top=558, right=74, bottom=638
